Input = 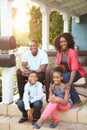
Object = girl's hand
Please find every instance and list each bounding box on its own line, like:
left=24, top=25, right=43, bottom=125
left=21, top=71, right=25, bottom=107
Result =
left=48, top=95, right=59, bottom=103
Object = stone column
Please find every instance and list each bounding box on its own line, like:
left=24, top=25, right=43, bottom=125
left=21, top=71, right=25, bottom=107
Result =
left=62, top=13, right=70, bottom=32
left=40, top=5, right=51, bottom=51
left=0, top=0, right=12, bottom=35
left=0, top=0, right=14, bottom=104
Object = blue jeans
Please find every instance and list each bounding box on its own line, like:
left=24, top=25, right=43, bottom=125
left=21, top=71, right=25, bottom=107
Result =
left=63, top=71, right=81, bottom=103
left=17, top=99, right=43, bottom=119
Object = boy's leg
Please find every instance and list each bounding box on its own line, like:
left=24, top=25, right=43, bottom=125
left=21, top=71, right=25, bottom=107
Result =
left=33, top=100, right=43, bottom=120
left=17, top=99, right=28, bottom=123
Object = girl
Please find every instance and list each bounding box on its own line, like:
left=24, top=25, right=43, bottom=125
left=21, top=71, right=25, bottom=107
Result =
left=34, top=66, right=73, bottom=129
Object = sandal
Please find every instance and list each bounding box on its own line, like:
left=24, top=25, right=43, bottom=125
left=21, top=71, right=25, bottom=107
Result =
left=50, top=121, right=58, bottom=128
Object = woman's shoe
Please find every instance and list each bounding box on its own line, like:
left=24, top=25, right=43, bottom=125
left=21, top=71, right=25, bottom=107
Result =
left=72, top=100, right=82, bottom=108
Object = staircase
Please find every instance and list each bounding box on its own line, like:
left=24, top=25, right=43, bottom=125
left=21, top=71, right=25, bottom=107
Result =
left=0, top=94, right=87, bottom=130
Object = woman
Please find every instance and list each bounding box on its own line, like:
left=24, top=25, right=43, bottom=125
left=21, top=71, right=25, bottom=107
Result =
left=53, top=32, right=86, bottom=107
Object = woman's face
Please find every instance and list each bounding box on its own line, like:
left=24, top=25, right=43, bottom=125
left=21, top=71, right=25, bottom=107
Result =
left=59, top=37, right=68, bottom=51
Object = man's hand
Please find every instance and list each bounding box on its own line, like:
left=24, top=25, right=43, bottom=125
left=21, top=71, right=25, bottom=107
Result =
left=21, top=67, right=30, bottom=77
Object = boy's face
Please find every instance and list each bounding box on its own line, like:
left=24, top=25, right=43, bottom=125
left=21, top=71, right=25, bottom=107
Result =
left=28, top=73, right=38, bottom=85
left=53, top=72, right=63, bottom=85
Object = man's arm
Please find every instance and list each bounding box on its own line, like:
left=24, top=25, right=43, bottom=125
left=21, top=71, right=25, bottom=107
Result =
left=36, top=64, right=48, bottom=73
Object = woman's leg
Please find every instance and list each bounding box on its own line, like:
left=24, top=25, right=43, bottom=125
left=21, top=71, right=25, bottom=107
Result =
left=62, top=72, right=81, bottom=104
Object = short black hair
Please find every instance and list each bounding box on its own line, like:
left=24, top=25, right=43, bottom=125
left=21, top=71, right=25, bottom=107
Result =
left=53, top=66, right=63, bottom=76
left=28, top=70, right=38, bottom=77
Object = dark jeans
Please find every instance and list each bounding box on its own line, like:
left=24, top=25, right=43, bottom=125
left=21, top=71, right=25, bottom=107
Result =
left=16, top=69, right=45, bottom=99
left=17, top=99, right=43, bottom=120
left=45, top=68, right=81, bottom=103
left=62, top=71, right=81, bottom=104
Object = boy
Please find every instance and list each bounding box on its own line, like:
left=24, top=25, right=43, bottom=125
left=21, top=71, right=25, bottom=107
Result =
left=17, top=71, right=43, bottom=124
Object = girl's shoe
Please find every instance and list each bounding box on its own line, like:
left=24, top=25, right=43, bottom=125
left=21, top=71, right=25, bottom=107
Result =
left=34, top=123, right=41, bottom=129
left=50, top=121, right=58, bottom=128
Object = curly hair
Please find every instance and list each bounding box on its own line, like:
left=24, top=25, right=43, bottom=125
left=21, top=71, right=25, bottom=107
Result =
left=53, top=33, right=75, bottom=51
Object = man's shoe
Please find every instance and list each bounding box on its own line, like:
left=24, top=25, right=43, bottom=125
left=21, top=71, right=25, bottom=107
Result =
left=18, top=117, right=27, bottom=123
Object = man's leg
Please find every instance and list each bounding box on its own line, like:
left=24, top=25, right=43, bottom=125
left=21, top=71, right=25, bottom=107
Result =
left=16, top=69, right=28, bottom=99
left=45, top=68, right=54, bottom=102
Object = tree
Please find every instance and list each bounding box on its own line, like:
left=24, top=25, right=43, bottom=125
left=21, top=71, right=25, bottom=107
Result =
left=28, top=6, right=42, bottom=46
left=49, top=11, right=63, bottom=44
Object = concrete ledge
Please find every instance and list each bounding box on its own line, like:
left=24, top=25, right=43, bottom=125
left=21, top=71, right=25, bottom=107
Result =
left=0, top=103, right=8, bottom=115
left=8, top=102, right=21, bottom=117
left=78, top=102, right=87, bottom=124
left=58, top=108, right=78, bottom=123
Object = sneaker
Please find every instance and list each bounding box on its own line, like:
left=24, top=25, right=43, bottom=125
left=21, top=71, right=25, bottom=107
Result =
left=18, top=117, right=27, bottom=123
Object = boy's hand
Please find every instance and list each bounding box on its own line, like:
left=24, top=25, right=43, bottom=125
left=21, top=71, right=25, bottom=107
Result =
left=27, top=109, right=33, bottom=121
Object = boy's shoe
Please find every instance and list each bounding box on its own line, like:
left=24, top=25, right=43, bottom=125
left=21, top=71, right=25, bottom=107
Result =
left=32, top=119, right=37, bottom=125
left=18, top=117, right=27, bottom=123
left=50, top=121, right=58, bottom=128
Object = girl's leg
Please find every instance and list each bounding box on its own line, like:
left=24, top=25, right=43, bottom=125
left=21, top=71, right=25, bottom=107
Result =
left=57, top=103, right=72, bottom=111
left=35, top=102, right=58, bottom=127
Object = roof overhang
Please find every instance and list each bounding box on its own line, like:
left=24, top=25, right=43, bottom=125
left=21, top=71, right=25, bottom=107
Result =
left=30, top=0, right=87, bottom=17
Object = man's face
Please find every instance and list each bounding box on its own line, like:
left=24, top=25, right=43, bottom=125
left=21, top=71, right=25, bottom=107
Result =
left=29, top=41, right=38, bottom=56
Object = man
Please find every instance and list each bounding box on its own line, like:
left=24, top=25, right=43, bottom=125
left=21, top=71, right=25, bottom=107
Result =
left=16, top=40, right=48, bottom=99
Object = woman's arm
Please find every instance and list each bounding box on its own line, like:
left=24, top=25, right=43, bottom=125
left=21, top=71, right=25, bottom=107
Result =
left=67, top=69, right=77, bottom=86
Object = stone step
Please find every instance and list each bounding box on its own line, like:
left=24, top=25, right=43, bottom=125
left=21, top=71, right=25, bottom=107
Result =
left=0, top=116, right=87, bottom=130
left=0, top=94, right=87, bottom=129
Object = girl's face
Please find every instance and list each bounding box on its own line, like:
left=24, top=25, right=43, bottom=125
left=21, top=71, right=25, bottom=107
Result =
left=53, top=72, right=63, bottom=85
left=59, top=37, right=68, bottom=51
left=28, top=73, right=38, bottom=85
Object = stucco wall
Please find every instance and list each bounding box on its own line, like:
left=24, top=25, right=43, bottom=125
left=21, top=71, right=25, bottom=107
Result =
left=72, top=14, right=87, bottom=50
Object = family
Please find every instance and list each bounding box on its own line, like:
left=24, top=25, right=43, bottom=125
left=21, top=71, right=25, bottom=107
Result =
left=16, top=32, right=86, bottom=128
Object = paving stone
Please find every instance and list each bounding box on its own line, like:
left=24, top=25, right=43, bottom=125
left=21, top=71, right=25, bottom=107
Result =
left=0, top=103, right=8, bottom=115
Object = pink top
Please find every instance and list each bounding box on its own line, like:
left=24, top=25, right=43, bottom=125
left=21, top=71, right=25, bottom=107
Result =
left=56, top=48, right=86, bottom=77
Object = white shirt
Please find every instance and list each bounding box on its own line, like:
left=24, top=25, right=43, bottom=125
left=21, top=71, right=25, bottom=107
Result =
left=22, top=49, right=48, bottom=70
left=23, top=81, right=43, bottom=110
